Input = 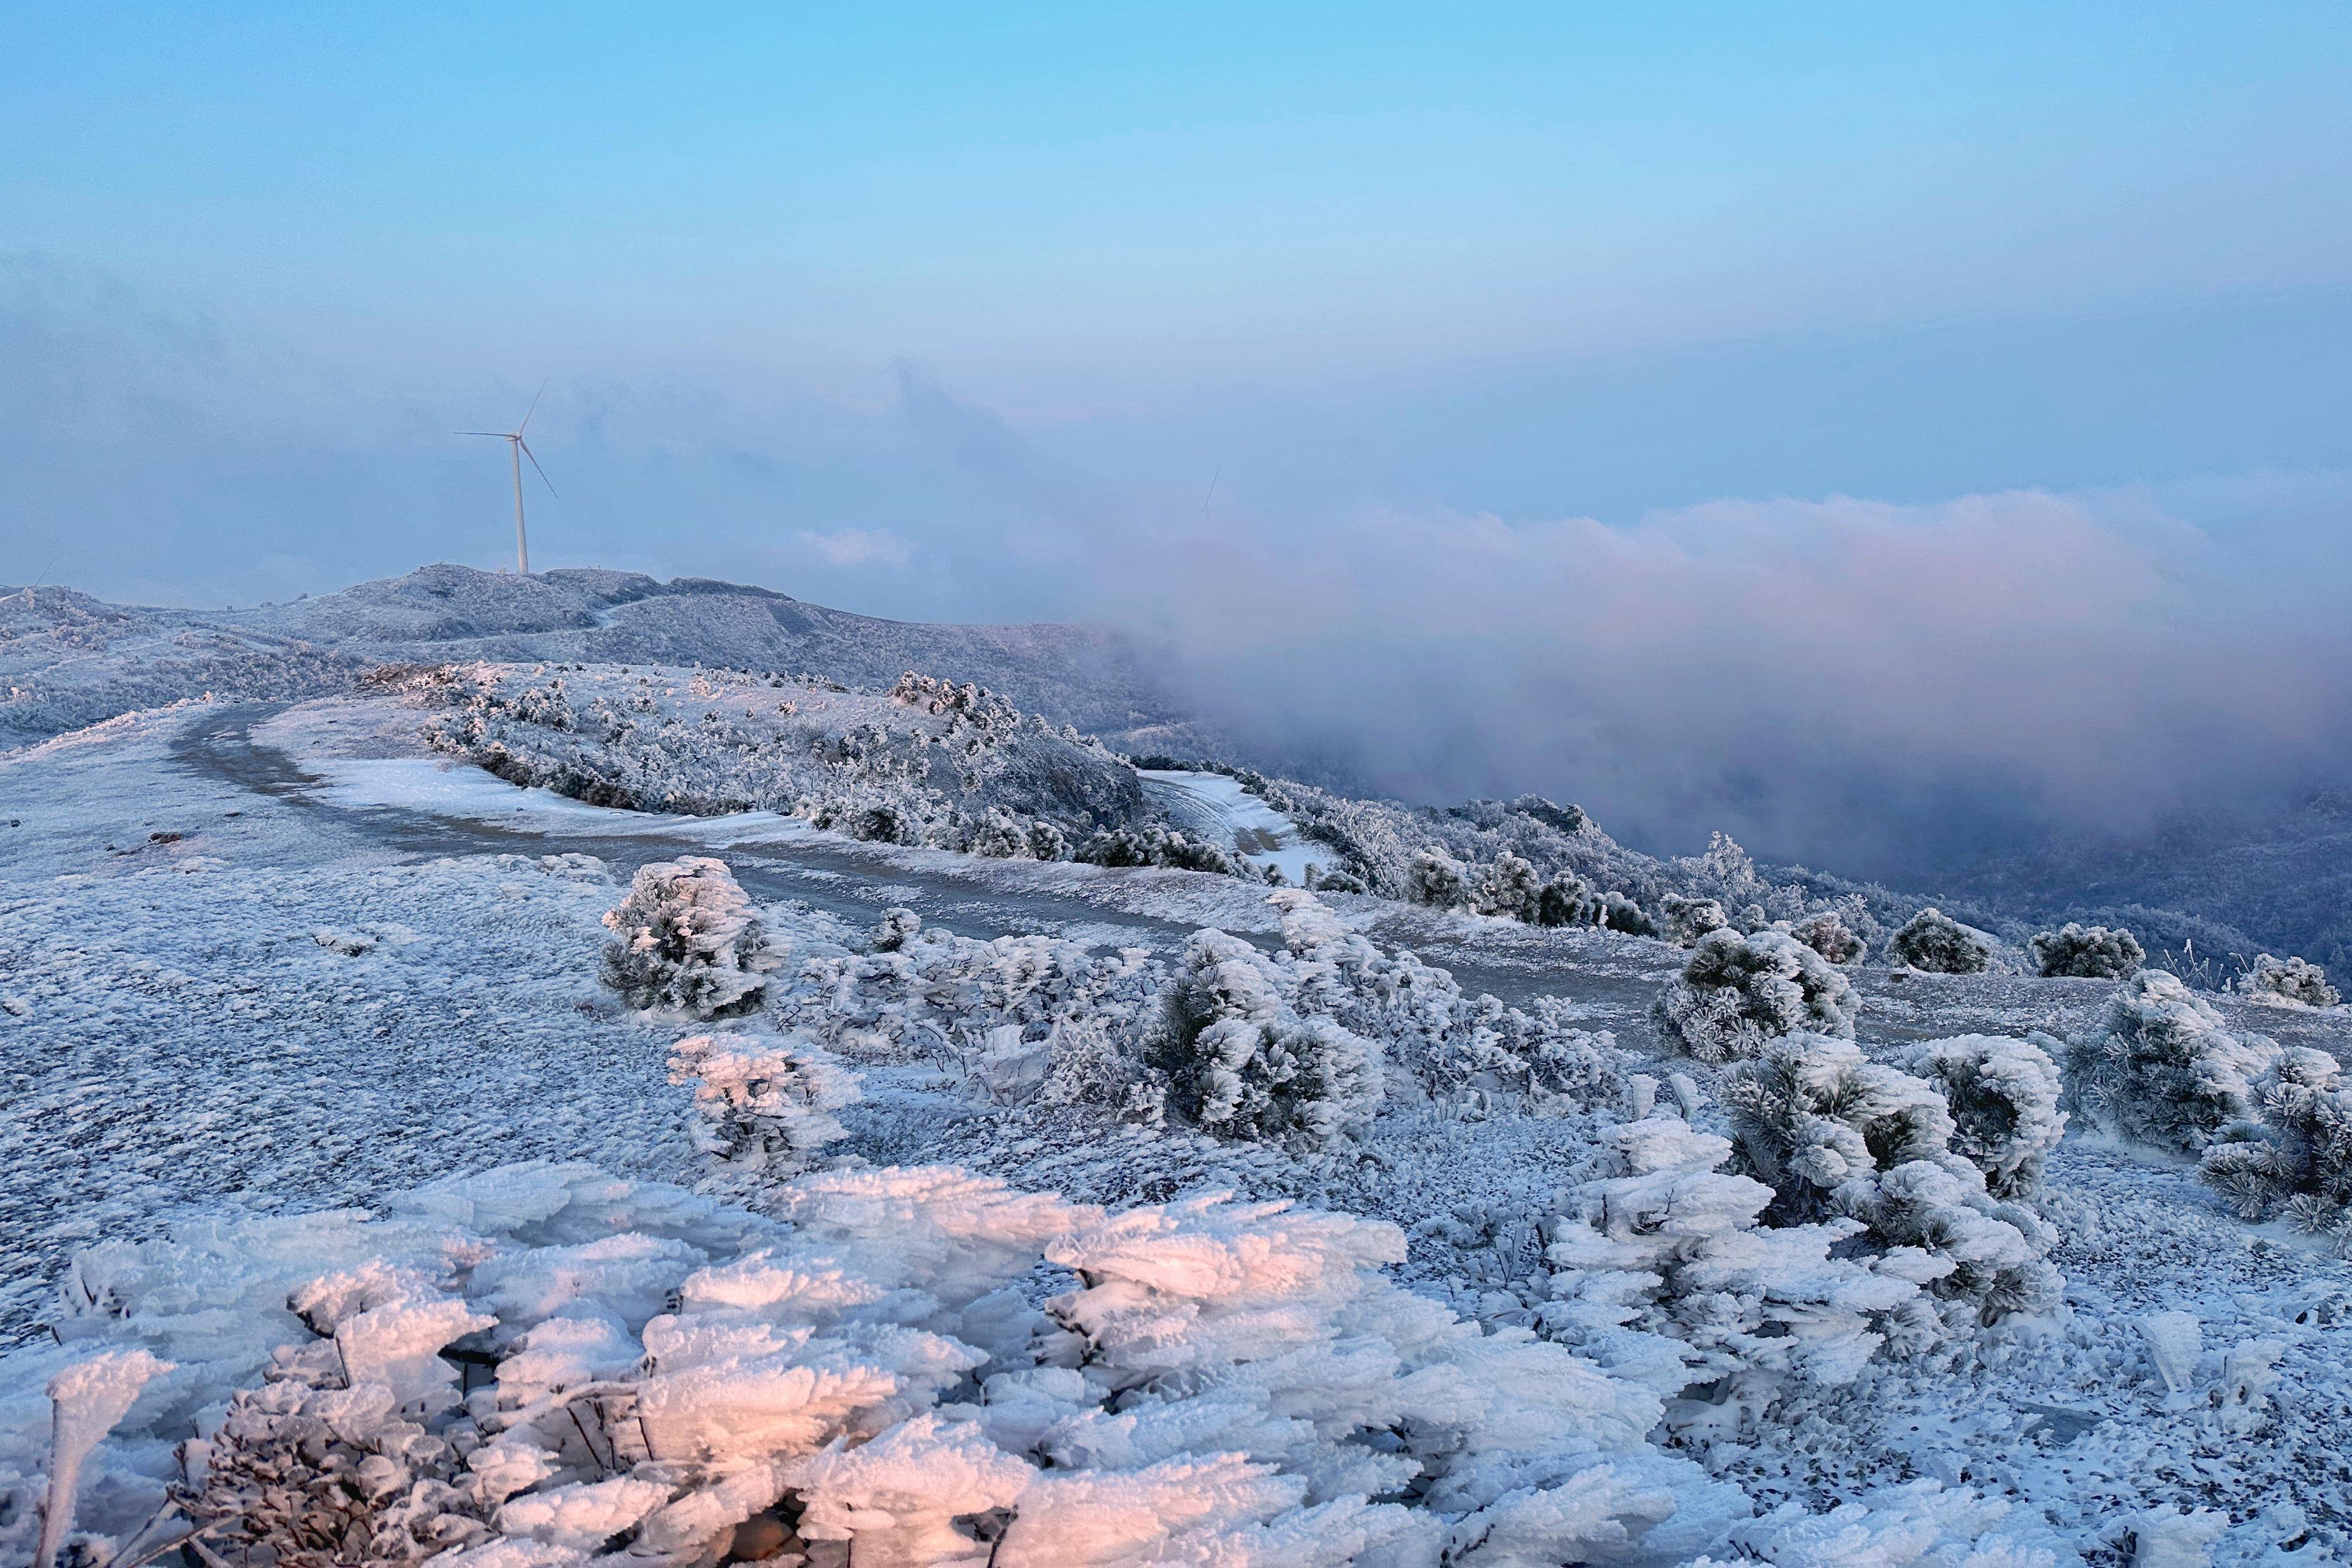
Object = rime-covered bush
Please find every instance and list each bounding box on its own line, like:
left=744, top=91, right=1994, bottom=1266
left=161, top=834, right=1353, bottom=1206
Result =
left=1408, top=847, right=1474, bottom=909
left=2029, top=922, right=2145, bottom=979
left=1, top=1160, right=1747, bottom=1568
left=1652, top=928, right=1858, bottom=1064
left=1902, top=1034, right=2068, bottom=1199
left=1267, top=891, right=1622, bottom=1117
left=1474, top=851, right=1543, bottom=920
left=2063, top=970, right=2279, bottom=1156
left=2200, top=1048, right=2352, bottom=1249
left=1787, top=909, right=1867, bottom=966
left=1888, top=907, right=1996, bottom=974
left=1724, top=1034, right=2062, bottom=1328
left=1149, top=930, right=1384, bottom=1148
left=1601, top=891, right=1657, bottom=936
left=1542, top=1089, right=1923, bottom=1412
left=1073, top=823, right=1246, bottom=876
left=2238, top=953, right=2341, bottom=1009
left=1663, top=895, right=1731, bottom=948
left=784, top=924, right=1163, bottom=1071
left=600, top=854, right=777, bottom=1016
left=669, top=1032, right=862, bottom=1199
left=1532, top=872, right=1601, bottom=927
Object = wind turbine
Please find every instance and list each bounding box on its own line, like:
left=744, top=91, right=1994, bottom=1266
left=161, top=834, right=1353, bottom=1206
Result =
left=458, top=379, right=555, bottom=573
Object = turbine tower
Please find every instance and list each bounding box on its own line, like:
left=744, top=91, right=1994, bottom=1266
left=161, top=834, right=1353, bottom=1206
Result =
left=458, top=380, right=555, bottom=573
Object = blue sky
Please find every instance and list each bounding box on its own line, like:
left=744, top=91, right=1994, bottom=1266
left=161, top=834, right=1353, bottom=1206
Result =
left=5, top=4, right=2350, bottom=861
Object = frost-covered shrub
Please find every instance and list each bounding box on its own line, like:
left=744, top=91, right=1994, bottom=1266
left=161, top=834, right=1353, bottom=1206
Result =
left=2029, top=922, right=2145, bottom=979
left=1407, top=847, right=1474, bottom=909
left=1787, top=909, right=1867, bottom=966
left=786, top=926, right=1163, bottom=1070
left=7, top=1160, right=1742, bottom=1568
left=669, top=1032, right=862, bottom=1199
left=1902, top=1034, right=2068, bottom=1199
left=1652, top=928, right=1858, bottom=1064
left=871, top=905, right=923, bottom=952
left=599, top=854, right=777, bottom=1016
left=1724, top=1034, right=2062, bottom=1328
left=1149, top=930, right=1384, bottom=1148
left=1543, top=1093, right=1922, bottom=1409
left=1663, top=895, right=1731, bottom=948
left=1474, top=851, right=1542, bottom=920
left=1268, top=891, right=1622, bottom=1117
left=1888, top=908, right=1996, bottom=974
left=2063, top=970, right=2279, bottom=1156
left=1532, top=872, right=1601, bottom=927
left=1073, top=823, right=1244, bottom=876
left=1601, top=891, right=1657, bottom=936
left=2238, top=953, right=2341, bottom=1009
left=2200, top=1048, right=2352, bottom=1248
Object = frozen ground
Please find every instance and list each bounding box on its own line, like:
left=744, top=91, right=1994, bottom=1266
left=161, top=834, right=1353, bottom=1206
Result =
left=3, top=700, right=2350, bottom=1562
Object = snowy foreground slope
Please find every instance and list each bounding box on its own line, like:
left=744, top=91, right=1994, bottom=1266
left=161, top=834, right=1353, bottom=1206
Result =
left=3, top=699, right=2349, bottom=1565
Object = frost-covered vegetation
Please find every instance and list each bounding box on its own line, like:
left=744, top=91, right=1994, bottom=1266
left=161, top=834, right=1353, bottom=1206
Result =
left=1652, top=929, right=1858, bottom=1064
left=2199, top=1046, right=2352, bottom=1250
left=2029, top=922, right=2145, bottom=979
left=1888, top=907, right=1999, bottom=974
left=2237, top=953, right=2341, bottom=1010
left=600, top=855, right=778, bottom=1017
left=2062, top=971, right=2280, bottom=1157
left=411, top=663, right=1152, bottom=866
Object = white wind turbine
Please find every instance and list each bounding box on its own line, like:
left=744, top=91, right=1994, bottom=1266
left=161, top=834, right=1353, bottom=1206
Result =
left=458, top=379, right=556, bottom=573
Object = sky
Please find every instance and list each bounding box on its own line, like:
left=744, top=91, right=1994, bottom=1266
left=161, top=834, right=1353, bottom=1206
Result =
left=4, top=3, right=2350, bottom=872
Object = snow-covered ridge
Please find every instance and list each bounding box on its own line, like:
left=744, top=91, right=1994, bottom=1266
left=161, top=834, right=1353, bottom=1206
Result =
left=0, top=564, right=1180, bottom=749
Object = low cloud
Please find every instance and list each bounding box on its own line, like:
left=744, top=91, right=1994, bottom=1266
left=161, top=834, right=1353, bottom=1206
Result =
left=1102, top=479, right=2352, bottom=876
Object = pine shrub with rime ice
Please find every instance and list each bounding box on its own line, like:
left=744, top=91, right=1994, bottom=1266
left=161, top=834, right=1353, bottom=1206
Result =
left=12, top=1159, right=1745, bottom=1568
left=1901, top=1033, right=2068, bottom=1200
left=1652, top=928, right=1858, bottom=1064
left=1663, top=895, right=1731, bottom=947
left=2238, top=953, right=2341, bottom=1009
left=668, top=1032, right=862, bottom=1199
left=1474, top=850, right=1543, bottom=920
left=2062, top=969, right=2279, bottom=1156
left=2029, top=921, right=2145, bottom=979
left=1723, top=1033, right=2062, bottom=1328
left=1541, top=1082, right=1922, bottom=1411
left=1787, top=909, right=1867, bottom=965
left=1407, top=846, right=1473, bottom=909
left=1887, top=907, right=1996, bottom=973
left=1533, top=871, right=1602, bottom=927
left=1149, top=929, right=1385, bottom=1148
left=2200, top=1047, right=2352, bottom=1248
left=599, top=854, right=777, bottom=1017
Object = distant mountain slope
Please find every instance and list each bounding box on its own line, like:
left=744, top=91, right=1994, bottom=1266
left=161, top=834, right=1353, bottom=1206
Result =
left=0, top=564, right=1184, bottom=747
left=1922, top=794, right=2352, bottom=972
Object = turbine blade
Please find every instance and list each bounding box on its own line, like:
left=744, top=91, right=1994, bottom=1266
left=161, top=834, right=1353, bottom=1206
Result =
left=519, top=439, right=557, bottom=498
left=517, top=376, right=549, bottom=434
left=455, top=431, right=511, bottom=437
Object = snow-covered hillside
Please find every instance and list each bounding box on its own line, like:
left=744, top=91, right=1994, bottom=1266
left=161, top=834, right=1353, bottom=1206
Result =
left=2, top=699, right=2348, bottom=1565
left=0, top=565, right=1181, bottom=748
